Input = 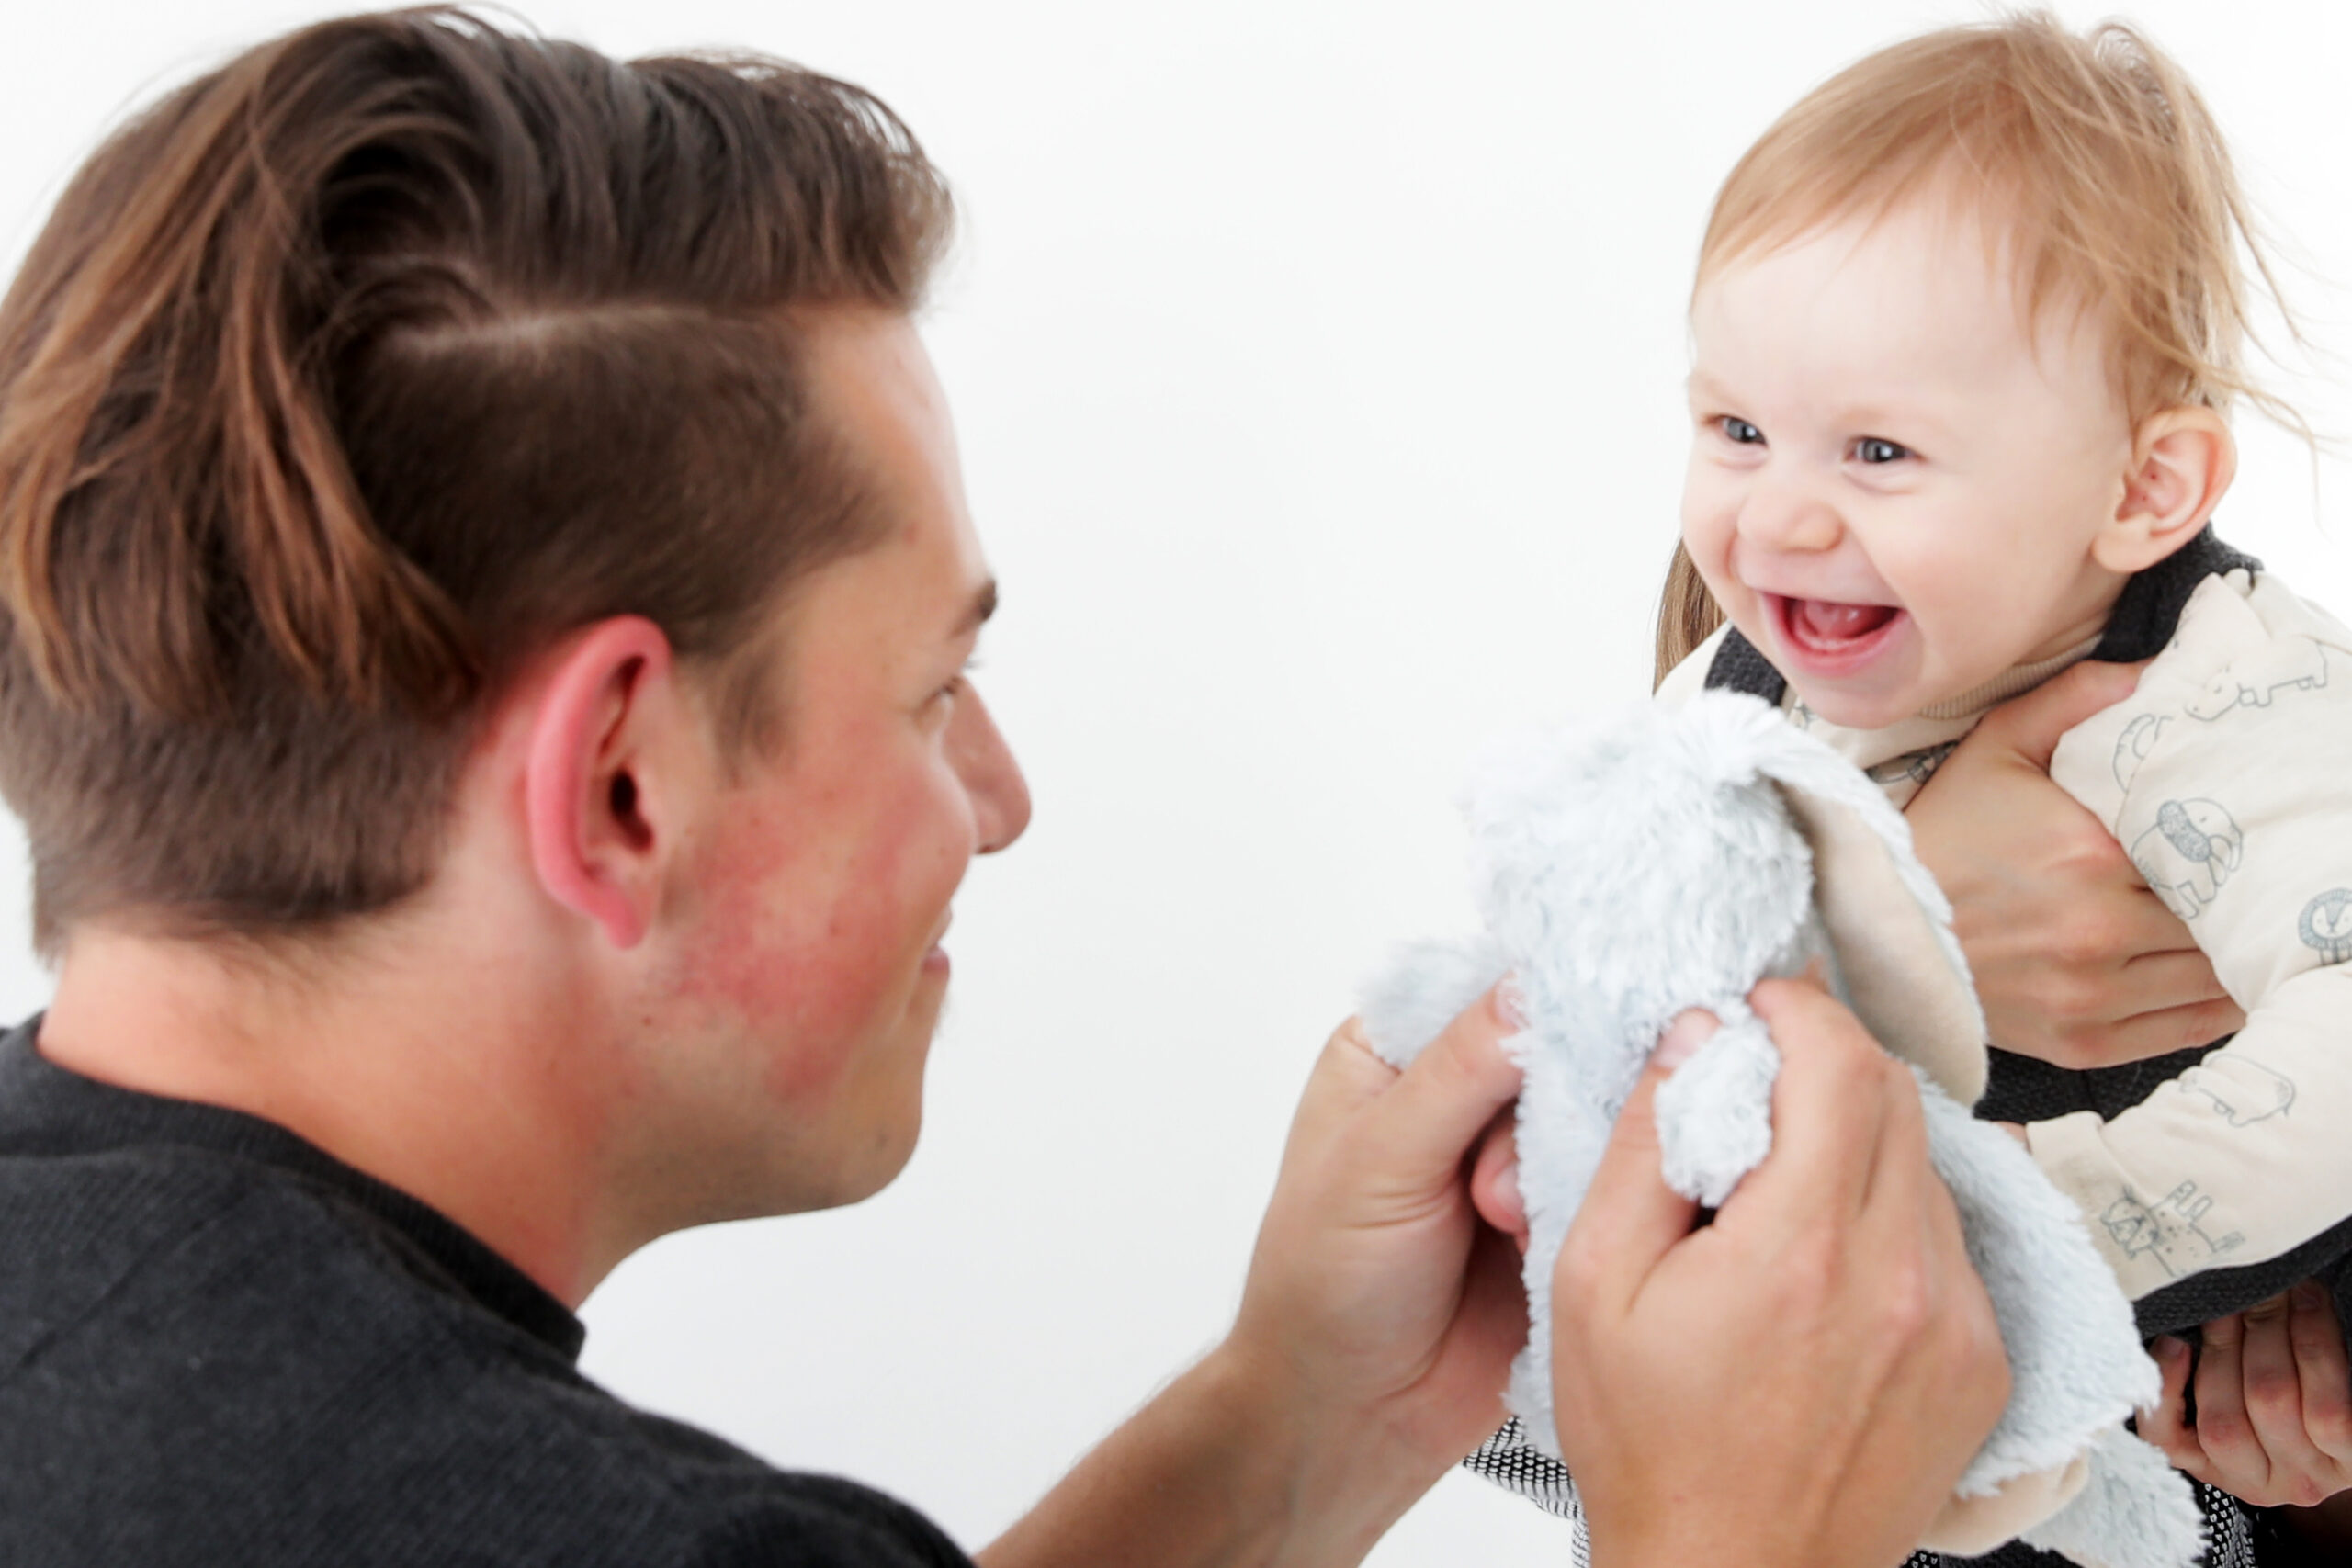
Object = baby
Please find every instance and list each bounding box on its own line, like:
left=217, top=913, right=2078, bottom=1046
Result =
left=1476, top=15, right=2351, bottom=1568
left=1659, top=12, right=2352, bottom=1563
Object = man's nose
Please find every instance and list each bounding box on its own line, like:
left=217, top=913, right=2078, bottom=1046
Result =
left=948, top=687, right=1031, bottom=855
left=1736, top=458, right=1842, bottom=554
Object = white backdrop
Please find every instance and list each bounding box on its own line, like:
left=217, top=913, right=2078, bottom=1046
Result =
left=4, top=3, right=2349, bottom=1561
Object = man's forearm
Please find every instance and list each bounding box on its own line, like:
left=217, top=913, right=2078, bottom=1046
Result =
left=977, top=1343, right=1434, bottom=1568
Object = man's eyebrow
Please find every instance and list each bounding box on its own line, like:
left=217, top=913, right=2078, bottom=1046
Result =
left=954, top=579, right=999, bottom=637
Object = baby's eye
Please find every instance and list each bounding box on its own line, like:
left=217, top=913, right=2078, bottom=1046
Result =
left=1854, top=437, right=1911, bottom=464
left=1718, top=417, right=1764, bottom=445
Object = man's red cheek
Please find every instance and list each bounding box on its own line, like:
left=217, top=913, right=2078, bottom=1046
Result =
left=668, top=817, right=811, bottom=1025
left=662, top=797, right=916, bottom=1099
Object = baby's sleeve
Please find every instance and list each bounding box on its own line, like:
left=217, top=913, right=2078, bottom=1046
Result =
left=2041, top=571, right=2352, bottom=1301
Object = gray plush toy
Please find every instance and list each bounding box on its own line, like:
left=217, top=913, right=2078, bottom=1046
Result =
left=1361, top=691, right=2204, bottom=1568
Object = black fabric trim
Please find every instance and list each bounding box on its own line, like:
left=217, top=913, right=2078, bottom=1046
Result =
left=0, top=1017, right=583, bottom=1359
left=2090, top=526, right=2261, bottom=663
left=1703, top=622, right=1787, bottom=704
left=1974, top=1043, right=2227, bottom=1126
left=2136, top=1222, right=2352, bottom=1343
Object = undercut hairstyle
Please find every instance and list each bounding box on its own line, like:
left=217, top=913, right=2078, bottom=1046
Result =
left=1654, top=10, right=2291, bottom=686
left=0, top=7, right=952, bottom=948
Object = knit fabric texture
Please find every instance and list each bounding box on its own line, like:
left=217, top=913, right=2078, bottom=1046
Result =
left=0, top=1020, right=972, bottom=1568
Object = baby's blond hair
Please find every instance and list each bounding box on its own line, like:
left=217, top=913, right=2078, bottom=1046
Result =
left=1658, top=11, right=2290, bottom=684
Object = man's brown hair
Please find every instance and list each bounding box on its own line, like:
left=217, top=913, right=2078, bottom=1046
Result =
left=0, top=7, right=952, bottom=949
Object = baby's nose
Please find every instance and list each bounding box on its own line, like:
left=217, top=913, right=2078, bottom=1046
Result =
left=1736, top=465, right=1843, bottom=554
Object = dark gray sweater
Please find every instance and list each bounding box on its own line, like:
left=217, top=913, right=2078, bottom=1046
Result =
left=0, top=1019, right=972, bottom=1567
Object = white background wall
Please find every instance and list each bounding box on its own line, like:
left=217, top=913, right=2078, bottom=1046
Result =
left=3, top=2, right=2348, bottom=1561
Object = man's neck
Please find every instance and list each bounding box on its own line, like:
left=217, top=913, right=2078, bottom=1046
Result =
left=37, top=901, right=627, bottom=1308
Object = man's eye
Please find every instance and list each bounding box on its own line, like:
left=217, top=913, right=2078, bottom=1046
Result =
left=1719, top=417, right=1764, bottom=445
left=1855, top=437, right=1911, bottom=464
left=934, top=659, right=980, bottom=706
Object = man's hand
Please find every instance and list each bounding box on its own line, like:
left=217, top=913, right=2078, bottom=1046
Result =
left=1220, top=992, right=1531, bottom=1549
left=2143, top=1285, right=2352, bottom=1508
left=1553, top=984, right=2010, bottom=1568
left=1908, top=660, right=2244, bottom=1068
left=982, top=992, right=1524, bottom=1568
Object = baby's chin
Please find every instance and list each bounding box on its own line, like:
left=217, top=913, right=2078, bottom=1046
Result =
left=1785, top=682, right=1933, bottom=730
left=1788, top=656, right=2009, bottom=728
left=1737, top=604, right=1941, bottom=728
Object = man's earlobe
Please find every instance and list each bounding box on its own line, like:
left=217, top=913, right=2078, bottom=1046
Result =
left=523, top=616, right=679, bottom=949
left=2093, top=406, right=2237, bottom=574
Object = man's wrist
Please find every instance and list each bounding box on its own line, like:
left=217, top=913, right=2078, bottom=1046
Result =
left=981, top=1339, right=1426, bottom=1568
left=1195, top=1334, right=1453, bottom=1568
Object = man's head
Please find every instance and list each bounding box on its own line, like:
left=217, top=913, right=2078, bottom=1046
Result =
left=2, top=12, right=1032, bottom=1283
left=560, top=307, right=1030, bottom=1222
left=0, top=7, right=954, bottom=949
left=1657, top=14, right=2270, bottom=698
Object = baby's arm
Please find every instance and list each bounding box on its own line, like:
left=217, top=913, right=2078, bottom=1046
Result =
left=2041, top=573, right=2352, bottom=1302
left=2026, top=971, right=2348, bottom=1299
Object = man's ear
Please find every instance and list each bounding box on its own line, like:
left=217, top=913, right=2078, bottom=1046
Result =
left=522, top=616, right=684, bottom=950
left=2092, top=405, right=2237, bottom=575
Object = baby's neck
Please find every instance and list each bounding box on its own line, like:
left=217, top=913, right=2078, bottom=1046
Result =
left=1907, top=628, right=2107, bottom=724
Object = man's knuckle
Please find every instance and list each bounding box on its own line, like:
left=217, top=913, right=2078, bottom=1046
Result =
left=2050, top=914, right=2122, bottom=969
left=2244, top=1366, right=2300, bottom=1419
left=2198, top=1407, right=2248, bottom=1449
left=1553, top=1230, right=1605, bottom=1302
left=1872, top=1269, right=1934, bottom=1345
left=2183, top=1000, right=2245, bottom=1047
left=2281, top=1472, right=2330, bottom=1507
left=2051, top=826, right=2132, bottom=876
left=2042, top=972, right=2111, bottom=1026
left=2311, top=1405, right=2352, bottom=1453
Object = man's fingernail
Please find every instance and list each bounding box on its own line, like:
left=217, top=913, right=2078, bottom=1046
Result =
left=1495, top=1158, right=1521, bottom=1216
left=2295, top=1282, right=2328, bottom=1310
left=2152, top=1335, right=2188, bottom=1361
left=1492, top=980, right=1525, bottom=1031
left=1652, top=1011, right=1716, bottom=1072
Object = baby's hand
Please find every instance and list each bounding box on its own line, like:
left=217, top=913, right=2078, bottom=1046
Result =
left=2140, top=1283, right=2352, bottom=1508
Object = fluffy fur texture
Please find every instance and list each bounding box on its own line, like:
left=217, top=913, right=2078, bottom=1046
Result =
left=1361, top=692, right=2200, bottom=1568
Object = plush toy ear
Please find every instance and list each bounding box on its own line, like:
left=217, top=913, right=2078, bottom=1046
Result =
left=1701, top=694, right=1989, bottom=1106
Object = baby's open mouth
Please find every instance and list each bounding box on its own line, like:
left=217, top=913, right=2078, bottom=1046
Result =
left=1781, top=596, right=1900, bottom=651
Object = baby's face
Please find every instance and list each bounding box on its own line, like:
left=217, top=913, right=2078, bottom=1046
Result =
left=1680, top=197, right=2137, bottom=728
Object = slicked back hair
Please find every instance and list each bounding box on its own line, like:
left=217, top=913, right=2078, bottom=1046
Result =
left=0, top=7, right=953, bottom=948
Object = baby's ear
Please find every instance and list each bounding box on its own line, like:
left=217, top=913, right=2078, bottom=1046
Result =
left=2092, top=406, right=2236, bottom=575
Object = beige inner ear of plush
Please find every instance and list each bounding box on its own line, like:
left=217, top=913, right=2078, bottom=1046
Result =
left=1777, top=786, right=1988, bottom=1107
left=1919, top=1452, right=2090, bottom=1555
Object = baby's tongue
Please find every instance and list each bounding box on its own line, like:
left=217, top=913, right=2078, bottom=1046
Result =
left=1793, top=598, right=1896, bottom=643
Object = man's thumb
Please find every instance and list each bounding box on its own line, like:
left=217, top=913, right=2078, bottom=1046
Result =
left=1973, top=659, right=2144, bottom=770
left=1556, top=1012, right=1712, bottom=1313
